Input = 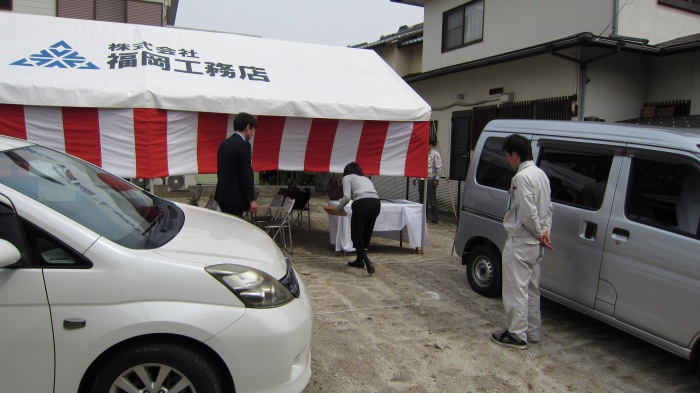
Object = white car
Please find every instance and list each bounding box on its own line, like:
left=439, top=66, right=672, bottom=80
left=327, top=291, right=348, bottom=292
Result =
left=0, top=135, right=312, bottom=393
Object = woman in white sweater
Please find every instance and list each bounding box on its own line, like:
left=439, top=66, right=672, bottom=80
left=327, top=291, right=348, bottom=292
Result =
left=336, top=162, right=381, bottom=275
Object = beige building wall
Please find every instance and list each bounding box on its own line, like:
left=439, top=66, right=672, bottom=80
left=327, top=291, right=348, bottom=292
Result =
left=648, top=52, right=700, bottom=111
left=422, top=0, right=700, bottom=73
left=373, top=44, right=423, bottom=77
left=412, top=50, right=688, bottom=175
left=422, top=0, right=612, bottom=72
left=410, top=53, right=578, bottom=175
left=617, top=1, right=700, bottom=44
left=584, top=52, right=650, bottom=122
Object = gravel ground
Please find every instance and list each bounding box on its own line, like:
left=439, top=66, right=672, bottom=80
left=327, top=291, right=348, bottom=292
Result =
left=170, top=191, right=698, bottom=392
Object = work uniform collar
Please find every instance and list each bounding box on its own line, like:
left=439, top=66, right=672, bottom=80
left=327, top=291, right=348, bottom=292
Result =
left=517, top=160, right=535, bottom=173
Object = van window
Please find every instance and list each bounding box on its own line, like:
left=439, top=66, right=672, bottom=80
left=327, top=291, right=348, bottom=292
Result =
left=538, top=147, right=614, bottom=210
left=475, top=137, right=514, bottom=191
left=627, top=154, right=700, bottom=238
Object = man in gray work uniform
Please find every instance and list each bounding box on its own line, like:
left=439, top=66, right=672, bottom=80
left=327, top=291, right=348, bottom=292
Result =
left=491, top=134, right=553, bottom=350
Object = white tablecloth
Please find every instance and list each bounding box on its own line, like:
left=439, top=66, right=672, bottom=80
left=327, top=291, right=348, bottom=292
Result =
left=328, top=199, right=427, bottom=252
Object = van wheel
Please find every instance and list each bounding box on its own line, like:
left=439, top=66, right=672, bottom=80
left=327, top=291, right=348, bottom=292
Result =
left=90, top=342, right=223, bottom=393
left=466, top=245, right=502, bottom=298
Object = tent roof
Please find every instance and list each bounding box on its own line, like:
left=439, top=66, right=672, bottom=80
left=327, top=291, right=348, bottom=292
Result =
left=0, top=12, right=430, bottom=122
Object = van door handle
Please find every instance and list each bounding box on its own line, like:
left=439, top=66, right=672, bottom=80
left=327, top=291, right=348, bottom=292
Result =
left=580, top=221, right=598, bottom=240
left=611, top=228, right=630, bottom=244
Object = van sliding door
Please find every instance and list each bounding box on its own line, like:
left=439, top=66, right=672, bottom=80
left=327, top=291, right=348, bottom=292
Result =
left=534, top=139, right=623, bottom=309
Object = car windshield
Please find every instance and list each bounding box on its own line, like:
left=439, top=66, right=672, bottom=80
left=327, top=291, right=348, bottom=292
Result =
left=0, top=145, right=182, bottom=249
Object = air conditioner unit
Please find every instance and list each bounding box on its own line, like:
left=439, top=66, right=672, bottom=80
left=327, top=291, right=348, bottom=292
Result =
left=167, top=174, right=196, bottom=192
left=129, top=178, right=148, bottom=189
left=499, top=93, right=514, bottom=103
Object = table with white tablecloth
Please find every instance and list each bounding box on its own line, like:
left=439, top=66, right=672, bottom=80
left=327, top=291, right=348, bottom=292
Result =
left=328, top=199, right=427, bottom=252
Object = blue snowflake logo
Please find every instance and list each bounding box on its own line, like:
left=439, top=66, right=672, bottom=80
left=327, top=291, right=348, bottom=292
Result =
left=11, top=40, right=99, bottom=69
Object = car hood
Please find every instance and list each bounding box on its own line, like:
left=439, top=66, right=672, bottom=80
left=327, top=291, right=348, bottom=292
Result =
left=152, top=203, right=288, bottom=278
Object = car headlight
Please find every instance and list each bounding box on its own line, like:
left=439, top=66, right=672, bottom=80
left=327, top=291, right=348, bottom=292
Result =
left=206, top=264, right=295, bottom=308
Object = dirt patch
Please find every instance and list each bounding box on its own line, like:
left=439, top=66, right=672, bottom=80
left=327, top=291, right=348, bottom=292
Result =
left=289, top=197, right=697, bottom=393
left=168, top=193, right=697, bottom=392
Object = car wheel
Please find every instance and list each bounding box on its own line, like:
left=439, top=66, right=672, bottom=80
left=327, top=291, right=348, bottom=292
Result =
left=465, top=245, right=502, bottom=298
left=90, top=341, right=223, bottom=393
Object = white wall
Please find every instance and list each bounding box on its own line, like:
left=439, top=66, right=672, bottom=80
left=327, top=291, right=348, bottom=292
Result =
left=648, top=53, right=694, bottom=100
left=617, top=1, right=700, bottom=44
left=584, top=51, right=700, bottom=122
left=373, top=44, right=423, bottom=77
left=584, top=52, right=650, bottom=122
left=422, top=0, right=613, bottom=72
left=410, top=53, right=577, bottom=175
left=423, top=0, right=700, bottom=73
left=415, top=53, right=576, bottom=106
left=648, top=52, right=700, bottom=114
left=12, top=0, right=54, bottom=16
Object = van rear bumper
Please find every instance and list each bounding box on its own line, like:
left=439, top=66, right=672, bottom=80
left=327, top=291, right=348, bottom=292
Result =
left=455, top=208, right=505, bottom=260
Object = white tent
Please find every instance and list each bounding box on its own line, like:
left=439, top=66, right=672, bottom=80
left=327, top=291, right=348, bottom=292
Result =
left=0, top=12, right=431, bottom=179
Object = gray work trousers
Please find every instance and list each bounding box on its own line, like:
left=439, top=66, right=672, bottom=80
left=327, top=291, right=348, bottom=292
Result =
left=501, top=236, right=542, bottom=342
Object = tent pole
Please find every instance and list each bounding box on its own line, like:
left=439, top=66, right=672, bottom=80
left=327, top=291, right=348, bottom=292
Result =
left=421, top=177, right=427, bottom=254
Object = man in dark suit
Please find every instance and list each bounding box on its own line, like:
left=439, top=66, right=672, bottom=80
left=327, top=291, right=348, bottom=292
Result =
left=215, top=112, right=258, bottom=218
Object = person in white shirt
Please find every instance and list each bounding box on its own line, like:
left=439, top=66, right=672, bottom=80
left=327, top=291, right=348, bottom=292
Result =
left=491, top=134, right=553, bottom=350
left=336, top=162, right=381, bottom=275
left=413, top=140, right=443, bottom=224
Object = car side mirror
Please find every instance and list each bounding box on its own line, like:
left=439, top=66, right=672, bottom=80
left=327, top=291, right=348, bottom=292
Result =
left=0, top=239, right=21, bottom=268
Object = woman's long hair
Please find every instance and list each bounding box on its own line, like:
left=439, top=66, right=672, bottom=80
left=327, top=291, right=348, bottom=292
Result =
left=343, top=162, right=364, bottom=177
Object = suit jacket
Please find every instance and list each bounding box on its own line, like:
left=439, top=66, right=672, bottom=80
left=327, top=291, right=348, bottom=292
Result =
left=215, top=133, right=256, bottom=208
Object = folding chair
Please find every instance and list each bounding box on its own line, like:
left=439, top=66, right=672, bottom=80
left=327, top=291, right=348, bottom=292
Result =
left=259, top=197, right=295, bottom=253
left=290, top=189, right=312, bottom=232
left=251, top=193, right=285, bottom=224
left=203, top=194, right=220, bottom=211
left=188, top=185, right=203, bottom=206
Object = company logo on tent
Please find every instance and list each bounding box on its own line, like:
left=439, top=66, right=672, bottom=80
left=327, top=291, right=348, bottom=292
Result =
left=10, top=40, right=99, bottom=69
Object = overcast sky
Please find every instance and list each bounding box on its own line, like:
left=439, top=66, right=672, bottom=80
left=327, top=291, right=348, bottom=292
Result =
left=174, top=0, right=424, bottom=47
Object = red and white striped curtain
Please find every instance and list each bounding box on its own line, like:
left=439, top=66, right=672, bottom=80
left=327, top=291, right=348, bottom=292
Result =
left=0, top=104, right=430, bottom=179
left=252, top=116, right=429, bottom=177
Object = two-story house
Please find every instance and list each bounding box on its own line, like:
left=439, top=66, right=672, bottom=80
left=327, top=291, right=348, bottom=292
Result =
left=359, top=0, right=700, bottom=215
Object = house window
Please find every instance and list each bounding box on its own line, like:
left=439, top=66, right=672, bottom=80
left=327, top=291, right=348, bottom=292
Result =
left=442, top=0, right=484, bottom=52
left=0, top=0, right=11, bottom=10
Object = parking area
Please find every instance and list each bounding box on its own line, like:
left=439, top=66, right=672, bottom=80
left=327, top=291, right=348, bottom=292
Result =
left=282, top=196, right=696, bottom=393
left=168, top=191, right=697, bottom=392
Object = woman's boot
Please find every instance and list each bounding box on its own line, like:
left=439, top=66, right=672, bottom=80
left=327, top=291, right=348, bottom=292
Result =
left=347, top=256, right=364, bottom=269
left=363, top=250, right=375, bottom=275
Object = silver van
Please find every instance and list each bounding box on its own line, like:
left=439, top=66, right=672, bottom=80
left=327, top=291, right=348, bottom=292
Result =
left=454, top=119, right=700, bottom=366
